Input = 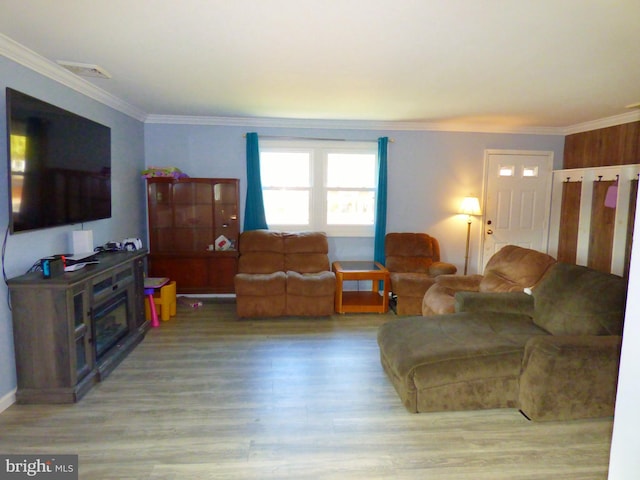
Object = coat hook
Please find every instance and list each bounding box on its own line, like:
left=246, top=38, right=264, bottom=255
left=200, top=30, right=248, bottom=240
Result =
left=598, top=175, right=603, bottom=181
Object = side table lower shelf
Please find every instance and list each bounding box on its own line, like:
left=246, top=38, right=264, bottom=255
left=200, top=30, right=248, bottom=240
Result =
left=340, top=291, right=388, bottom=313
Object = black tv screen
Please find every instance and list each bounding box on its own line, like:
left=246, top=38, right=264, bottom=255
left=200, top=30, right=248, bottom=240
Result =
left=5, top=88, right=111, bottom=233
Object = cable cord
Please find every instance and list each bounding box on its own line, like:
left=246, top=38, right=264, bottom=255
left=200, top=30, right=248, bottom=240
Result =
left=2, top=223, right=10, bottom=311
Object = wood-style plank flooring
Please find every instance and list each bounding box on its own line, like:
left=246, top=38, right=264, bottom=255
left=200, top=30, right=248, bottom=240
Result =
left=0, top=300, right=614, bottom=479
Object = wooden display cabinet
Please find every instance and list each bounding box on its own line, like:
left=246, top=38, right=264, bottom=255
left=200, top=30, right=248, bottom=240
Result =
left=146, top=177, right=240, bottom=293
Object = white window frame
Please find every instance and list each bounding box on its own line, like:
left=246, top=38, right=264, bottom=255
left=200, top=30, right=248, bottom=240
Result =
left=260, top=139, right=378, bottom=237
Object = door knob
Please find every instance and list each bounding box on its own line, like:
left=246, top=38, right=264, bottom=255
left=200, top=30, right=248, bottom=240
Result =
left=487, top=229, right=493, bottom=235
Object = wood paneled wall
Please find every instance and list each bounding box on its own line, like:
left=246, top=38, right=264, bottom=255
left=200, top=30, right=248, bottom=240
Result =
left=556, top=182, right=581, bottom=264
left=556, top=121, right=640, bottom=276
left=564, top=121, right=640, bottom=168
left=587, top=180, right=617, bottom=272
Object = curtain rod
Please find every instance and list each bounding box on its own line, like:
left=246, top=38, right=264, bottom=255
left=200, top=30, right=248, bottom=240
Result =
left=242, top=134, right=394, bottom=143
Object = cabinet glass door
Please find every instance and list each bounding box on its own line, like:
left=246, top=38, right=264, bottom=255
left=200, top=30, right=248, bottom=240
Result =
left=173, top=182, right=214, bottom=252
left=214, top=182, right=239, bottom=250
left=148, top=181, right=175, bottom=252
left=72, top=289, right=92, bottom=381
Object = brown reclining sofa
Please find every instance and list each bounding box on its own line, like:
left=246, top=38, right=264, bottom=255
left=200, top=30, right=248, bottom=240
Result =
left=234, top=230, right=336, bottom=317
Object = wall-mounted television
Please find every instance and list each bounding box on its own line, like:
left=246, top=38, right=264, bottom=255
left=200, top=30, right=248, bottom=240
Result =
left=5, top=88, right=112, bottom=234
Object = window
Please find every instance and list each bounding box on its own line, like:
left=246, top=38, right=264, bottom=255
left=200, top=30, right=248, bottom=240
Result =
left=260, top=140, right=378, bottom=236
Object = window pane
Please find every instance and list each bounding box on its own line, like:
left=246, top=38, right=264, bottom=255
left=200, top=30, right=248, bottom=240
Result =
left=326, top=191, right=375, bottom=225
left=263, top=190, right=310, bottom=225
left=327, top=153, right=376, bottom=187
left=499, top=165, right=515, bottom=177
left=260, top=152, right=310, bottom=187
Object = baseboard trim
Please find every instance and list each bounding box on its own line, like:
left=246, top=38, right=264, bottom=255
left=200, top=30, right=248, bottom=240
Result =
left=0, top=388, right=16, bottom=413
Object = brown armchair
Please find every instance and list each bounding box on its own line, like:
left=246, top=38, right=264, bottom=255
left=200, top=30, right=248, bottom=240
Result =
left=422, top=245, right=557, bottom=316
left=385, top=233, right=457, bottom=315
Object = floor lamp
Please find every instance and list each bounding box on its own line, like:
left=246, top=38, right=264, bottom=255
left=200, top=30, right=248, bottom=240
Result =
left=459, top=196, right=482, bottom=275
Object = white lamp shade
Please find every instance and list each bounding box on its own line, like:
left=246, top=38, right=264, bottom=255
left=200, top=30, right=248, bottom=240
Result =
left=459, top=196, right=482, bottom=216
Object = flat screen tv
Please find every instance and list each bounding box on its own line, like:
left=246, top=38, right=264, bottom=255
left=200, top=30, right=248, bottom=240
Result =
left=5, top=88, right=111, bottom=233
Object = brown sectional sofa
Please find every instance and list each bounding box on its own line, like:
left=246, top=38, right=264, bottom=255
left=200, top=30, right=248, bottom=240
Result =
left=234, top=230, right=336, bottom=317
left=378, top=261, right=627, bottom=421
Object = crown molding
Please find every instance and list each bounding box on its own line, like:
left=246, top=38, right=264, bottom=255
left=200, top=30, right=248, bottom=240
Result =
left=562, top=110, right=640, bottom=135
left=144, top=114, right=565, bottom=135
left=0, top=34, right=146, bottom=121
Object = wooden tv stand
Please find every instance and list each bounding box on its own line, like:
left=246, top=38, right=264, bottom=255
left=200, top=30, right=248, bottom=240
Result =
left=8, top=250, right=148, bottom=404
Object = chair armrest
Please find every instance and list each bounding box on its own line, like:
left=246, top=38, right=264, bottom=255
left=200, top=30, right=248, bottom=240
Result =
left=428, top=261, right=457, bottom=277
left=519, top=335, right=622, bottom=421
left=454, top=291, right=534, bottom=315
left=435, top=274, right=483, bottom=291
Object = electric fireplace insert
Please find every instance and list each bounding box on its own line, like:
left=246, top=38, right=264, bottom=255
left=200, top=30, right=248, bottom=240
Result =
left=93, top=291, right=129, bottom=360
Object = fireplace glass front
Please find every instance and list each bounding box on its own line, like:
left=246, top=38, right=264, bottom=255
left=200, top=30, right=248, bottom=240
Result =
left=93, top=291, right=129, bottom=359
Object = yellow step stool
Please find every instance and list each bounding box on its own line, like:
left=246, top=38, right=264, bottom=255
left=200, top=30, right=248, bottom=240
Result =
left=144, top=280, right=177, bottom=321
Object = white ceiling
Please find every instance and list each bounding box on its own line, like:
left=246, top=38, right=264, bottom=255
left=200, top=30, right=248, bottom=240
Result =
left=1, top=0, right=639, bottom=131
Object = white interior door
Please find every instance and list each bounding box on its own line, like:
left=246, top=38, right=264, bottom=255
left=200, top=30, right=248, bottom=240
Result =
left=481, top=150, right=554, bottom=269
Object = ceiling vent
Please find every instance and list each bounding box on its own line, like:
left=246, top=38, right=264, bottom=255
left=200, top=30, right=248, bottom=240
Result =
left=57, top=61, right=111, bottom=79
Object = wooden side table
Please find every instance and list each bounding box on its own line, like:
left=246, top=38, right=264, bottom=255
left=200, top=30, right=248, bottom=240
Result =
left=332, top=261, right=390, bottom=314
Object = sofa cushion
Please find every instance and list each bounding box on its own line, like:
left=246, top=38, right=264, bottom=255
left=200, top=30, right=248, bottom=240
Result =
left=285, top=253, right=330, bottom=273
left=237, top=230, right=286, bottom=274
left=421, top=283, right=457, bottom=315
left=532, top=263, right=627, bottom=336
left=286, top=270, right=335, bottom=317
left=286, top=270, right=336, bottom=296
left=385, top=233, right=436, bottom=274
left=239, top=229, right=284, bottom=252
left=283, top=232, right=330, bottom=273
left=389, top=273, right=436, bottom=297
left=238, top=252, right=285, bottom=274
left=479, top=245, right=556, bottom=293
left=283, top=231, right=329, bottom=254
left=234, top=271, right=286, bottom=295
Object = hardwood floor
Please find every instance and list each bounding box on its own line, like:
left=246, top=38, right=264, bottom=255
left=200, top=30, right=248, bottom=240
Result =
left=0, top=300, right=614, bottom=479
